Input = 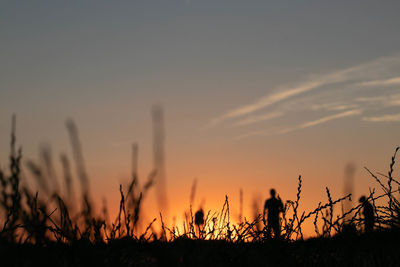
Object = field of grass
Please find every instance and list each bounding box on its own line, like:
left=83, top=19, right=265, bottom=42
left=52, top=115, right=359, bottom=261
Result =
left=1, top=231, right=400, bottom=266
left=1, top=116, right=400, bottom=266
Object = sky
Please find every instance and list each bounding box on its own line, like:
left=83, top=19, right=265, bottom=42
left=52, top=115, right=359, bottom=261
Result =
left=1, top=1, right=400, bottom=235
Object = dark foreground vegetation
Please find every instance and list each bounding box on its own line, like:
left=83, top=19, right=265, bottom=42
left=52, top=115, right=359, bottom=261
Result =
left=1, top=230, right=400, bottom=266
left=1, top=116, right=400, bottom=266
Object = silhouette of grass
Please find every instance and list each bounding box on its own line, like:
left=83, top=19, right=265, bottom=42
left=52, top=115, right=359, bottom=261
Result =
left=1, top=115, right=400, bottom=265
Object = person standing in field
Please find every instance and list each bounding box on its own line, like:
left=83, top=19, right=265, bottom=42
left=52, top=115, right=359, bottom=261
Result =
left=263, top=188, right=284, bottom=238
left=359, top=195, right=374, bottom=233
left=194, top=208, right=205, bottom=238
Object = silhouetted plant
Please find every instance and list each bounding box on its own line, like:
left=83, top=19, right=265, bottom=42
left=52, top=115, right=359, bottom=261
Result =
left=1, top=115, right=400, bottom=247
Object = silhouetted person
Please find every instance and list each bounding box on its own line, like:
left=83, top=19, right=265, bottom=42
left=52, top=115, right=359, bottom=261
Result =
left=194, top=208, right=204, bottom=237
left=263, top=188, right=283, bottom=238
left=359, top=196, right=374, bottom=233
left=195, top=209, right=204, bottom=226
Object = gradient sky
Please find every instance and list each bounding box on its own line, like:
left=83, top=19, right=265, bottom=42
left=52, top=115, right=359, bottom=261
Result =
left=1, top=1, right=400, bottom=234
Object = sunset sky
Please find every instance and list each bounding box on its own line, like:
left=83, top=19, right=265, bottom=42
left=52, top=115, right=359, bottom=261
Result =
left=1, top=1, right=400, bottom=235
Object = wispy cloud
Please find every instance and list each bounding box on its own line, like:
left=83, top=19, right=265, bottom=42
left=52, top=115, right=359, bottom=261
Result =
left=356, top=94, right=400, bottom=107
left=363, top=114, right=400, bottom=122
left=232, top=111, right=283, bottom=127
left=206, top=81, right=322, bottom=128
left=207, top=55, right=400, bottom=128
left=276, top=109, right=362, bottom=135
left=311, top=102, right=359, bottom=111
left=208, top=54, right=400, bottom=140
left=299, top=109, right=362, bottom=129
left=234, top=109, right=362, bottom=139
left=208, top=80, right=332, bottom=128
left=360, top=76, right=400, bottom=87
